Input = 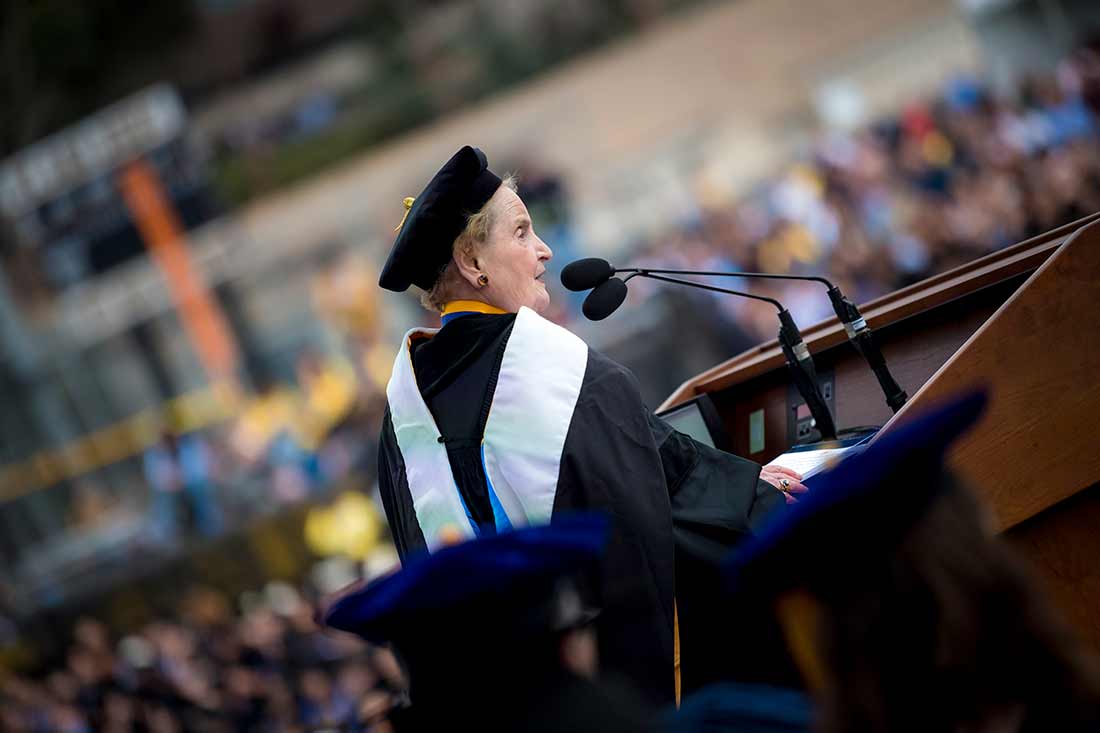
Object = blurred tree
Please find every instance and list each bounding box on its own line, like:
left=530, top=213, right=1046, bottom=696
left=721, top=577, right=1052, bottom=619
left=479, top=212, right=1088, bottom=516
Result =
left=0, top=0, right=197, bottom=157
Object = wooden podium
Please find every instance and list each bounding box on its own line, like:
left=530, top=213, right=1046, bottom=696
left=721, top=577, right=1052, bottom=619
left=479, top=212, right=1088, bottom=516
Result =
left=659, top=214, right=1100, bottom=649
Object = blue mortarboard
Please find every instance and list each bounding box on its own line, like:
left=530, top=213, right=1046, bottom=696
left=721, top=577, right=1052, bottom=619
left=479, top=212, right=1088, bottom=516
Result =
left=322, top=514, right=608, bottom=647
left=379, top=146, right=503, bottom=292
left=726, top=390, right=988, bottom=597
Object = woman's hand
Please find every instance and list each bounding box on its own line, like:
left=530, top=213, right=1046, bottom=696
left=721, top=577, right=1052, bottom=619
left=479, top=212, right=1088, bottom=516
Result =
left=759, top=465, right=807, bottom=504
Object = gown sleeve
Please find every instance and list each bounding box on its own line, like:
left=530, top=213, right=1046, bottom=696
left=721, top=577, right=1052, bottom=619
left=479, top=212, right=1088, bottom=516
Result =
left=648, top=410, right=785, bottom=566
left=377, top=407, right=428, bottom=561
left=647, top=409, right=796, bottom=695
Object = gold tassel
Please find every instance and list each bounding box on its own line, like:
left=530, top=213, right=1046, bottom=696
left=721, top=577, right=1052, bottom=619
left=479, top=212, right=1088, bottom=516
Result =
left=393, top=196, right=415, bottom=232
left=674, top=601, right=681, bottom=707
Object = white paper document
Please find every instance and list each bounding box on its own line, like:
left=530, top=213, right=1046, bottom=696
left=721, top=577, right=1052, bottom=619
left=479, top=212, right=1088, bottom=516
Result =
left=765, top=443, right=865, bottom=480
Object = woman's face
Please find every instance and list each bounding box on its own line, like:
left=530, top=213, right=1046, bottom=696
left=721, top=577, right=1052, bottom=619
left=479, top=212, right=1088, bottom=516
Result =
left=478, top=187, right=553, bottom=314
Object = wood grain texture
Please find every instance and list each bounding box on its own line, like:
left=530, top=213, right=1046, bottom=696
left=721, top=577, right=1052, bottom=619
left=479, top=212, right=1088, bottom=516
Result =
left=1006, top=486, right=1100, bottom=651
left=882, top=220, right=1100, bottom=531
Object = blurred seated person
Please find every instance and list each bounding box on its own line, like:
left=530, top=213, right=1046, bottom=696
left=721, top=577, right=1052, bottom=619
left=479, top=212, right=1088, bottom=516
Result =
left=374, top=145, right=804, bottom=704
left=296, top=348, right=358, bottom=438
left=709, top=391, right=1100, bottom=733
left=309, top=247, right=393, bottom=420
left=310, top=246, right=386, bottom=345
left=142, top=427, right=223, bottom=541
left=231, top=372, right=299, bottom=464
left=323, top=514, right=655, bottom=732
left=231, top=372, right=314, bottom=501
left=296, top=347, right=360, bottom=483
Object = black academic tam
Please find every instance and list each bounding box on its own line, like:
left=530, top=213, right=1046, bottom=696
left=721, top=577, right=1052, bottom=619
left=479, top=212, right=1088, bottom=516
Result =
left=379, top=145, right=502, bottom=292
left=377, top=307, right=785, bottom=704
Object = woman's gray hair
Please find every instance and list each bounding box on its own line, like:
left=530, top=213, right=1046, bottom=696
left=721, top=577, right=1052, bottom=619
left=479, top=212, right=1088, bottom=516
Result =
left=421, top=175, right=518, bottom=313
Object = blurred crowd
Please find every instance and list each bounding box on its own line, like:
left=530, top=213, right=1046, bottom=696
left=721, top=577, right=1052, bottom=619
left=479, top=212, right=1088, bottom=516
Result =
left=1, top=586, right=403, bottom=733
left=624, top=49, right=1100, bottom=342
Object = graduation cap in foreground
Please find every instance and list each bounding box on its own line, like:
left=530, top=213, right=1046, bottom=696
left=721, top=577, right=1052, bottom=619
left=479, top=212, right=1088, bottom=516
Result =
left=323, top=513, right=607, bottom=653
left=725, top=390, right=988, bottom=598
left=379, top=145, right=503, bottom=292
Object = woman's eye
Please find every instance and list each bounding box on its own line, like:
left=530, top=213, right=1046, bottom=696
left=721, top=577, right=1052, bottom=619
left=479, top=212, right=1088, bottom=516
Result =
left=517, top=228, right=527, bottom=238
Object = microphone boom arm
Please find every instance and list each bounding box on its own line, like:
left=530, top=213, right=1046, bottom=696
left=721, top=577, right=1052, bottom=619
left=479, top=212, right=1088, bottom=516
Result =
left=625, top=267, right=906, bottom=414
left=632, top=272, right=837, bottom=440
left=627, top=272, right=785, bottom=310
left=825, top=287, right=908, bottom=413
left=624, top=267, right=833, bottom=288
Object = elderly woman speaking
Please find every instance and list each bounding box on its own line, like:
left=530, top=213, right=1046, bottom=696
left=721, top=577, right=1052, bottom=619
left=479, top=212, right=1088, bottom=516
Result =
left=375, top=146, right=804, bottom=705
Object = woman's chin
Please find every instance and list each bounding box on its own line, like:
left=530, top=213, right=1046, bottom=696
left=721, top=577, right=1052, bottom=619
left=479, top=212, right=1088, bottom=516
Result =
left=521, top=292, right=547, bottom=312
left=529, top=291, right=551, bottom=315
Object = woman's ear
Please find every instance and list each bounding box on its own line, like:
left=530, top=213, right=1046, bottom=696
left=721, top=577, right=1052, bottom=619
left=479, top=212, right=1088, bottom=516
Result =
left=453, top=245, right=482, bottom=289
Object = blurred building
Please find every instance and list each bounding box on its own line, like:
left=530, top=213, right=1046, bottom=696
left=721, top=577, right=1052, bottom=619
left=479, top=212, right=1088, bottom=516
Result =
left=0, top=86, right=231, bottom=617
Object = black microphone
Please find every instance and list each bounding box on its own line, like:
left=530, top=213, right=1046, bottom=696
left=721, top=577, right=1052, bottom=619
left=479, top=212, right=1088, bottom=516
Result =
left=562, top=258, right=616, bottom=292
left=575, top=267, right=837, bottom=440
left=562, top=258, right=907, bottom=414
left=582, top=277, right=628, bottom=320
left=823, top=288, right=908, bottom=413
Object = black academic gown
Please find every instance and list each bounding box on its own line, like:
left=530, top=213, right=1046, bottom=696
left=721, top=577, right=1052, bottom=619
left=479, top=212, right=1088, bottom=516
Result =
left=377, top=310, right=784, bottom=705
left=389, top=665, right=658, bottom=733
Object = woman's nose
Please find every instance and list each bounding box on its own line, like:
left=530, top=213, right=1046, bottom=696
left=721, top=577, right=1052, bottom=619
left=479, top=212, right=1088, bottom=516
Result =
left=538, top=236, right=553, bottom=261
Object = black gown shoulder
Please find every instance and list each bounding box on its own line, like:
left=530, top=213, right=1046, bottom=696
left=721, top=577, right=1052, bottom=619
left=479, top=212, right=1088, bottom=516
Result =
left=378, top=313, right=517, bottom=555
